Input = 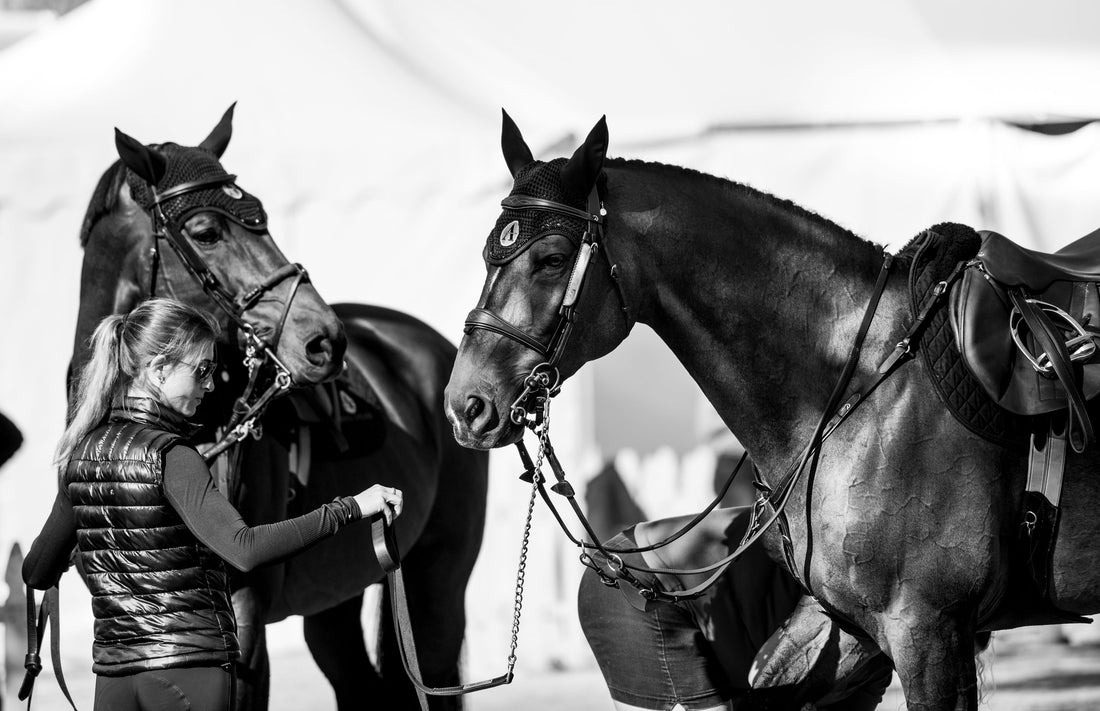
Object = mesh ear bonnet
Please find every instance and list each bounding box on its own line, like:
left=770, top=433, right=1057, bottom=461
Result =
left=126, top=143, right=268, bottom=232
left=485, top=158, right=588, bottom=265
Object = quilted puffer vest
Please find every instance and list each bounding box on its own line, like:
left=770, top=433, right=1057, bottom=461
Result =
left=65, top=398, right=239, bottom=675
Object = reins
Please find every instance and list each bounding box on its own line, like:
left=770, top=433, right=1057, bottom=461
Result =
left=466, top=184, right=972, bottom=610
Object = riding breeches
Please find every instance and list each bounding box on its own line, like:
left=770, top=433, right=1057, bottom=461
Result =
left=93, top=664, right=236, bottom=711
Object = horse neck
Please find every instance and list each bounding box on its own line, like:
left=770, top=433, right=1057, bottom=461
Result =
left=607, top=162, right=884, bottom=469
left=71, top=213, right=150, bottom=380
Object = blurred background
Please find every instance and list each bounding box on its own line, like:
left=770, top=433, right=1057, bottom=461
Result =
left=2, top=0, right=1100, bottom=708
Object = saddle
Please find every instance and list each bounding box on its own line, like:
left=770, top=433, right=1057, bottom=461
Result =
left=285, top=359, right=386, bottom=461
left=952, top=227, right=1100, bottom=452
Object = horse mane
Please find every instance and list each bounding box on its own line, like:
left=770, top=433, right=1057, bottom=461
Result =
left=79, top=159, right=128, bottom=247
left=607, top=157, right=880, bottom=254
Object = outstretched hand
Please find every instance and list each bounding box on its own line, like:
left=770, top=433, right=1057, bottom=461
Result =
left=355, top=484, right=404, bottom=525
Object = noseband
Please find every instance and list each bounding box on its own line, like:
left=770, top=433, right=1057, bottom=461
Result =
left=145, top=173, right=310, bottom=460
left=463, top=185, right=629, bottom=425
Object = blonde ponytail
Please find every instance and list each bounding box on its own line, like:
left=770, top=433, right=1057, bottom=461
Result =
left=54, top=298, right=220, bottom=468
left=55, top=314, right=128, bottom=466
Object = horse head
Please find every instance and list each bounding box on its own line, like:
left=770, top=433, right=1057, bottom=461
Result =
left=74, top=104, right=347, bottom=395
left=445, top=111, right=633, bottom=449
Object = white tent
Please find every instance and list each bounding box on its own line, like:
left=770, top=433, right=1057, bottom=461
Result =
left=4, top=0, right=1100, bottom=704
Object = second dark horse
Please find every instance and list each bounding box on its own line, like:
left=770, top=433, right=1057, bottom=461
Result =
left=71, top=106, right=489, bottom=710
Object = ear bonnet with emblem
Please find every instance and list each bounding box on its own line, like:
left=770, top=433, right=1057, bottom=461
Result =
left=485, top=112, right=608, bottom=266
left=115, top=105, right=268, bottom=233
left=486, top=158, right=590, bottom=265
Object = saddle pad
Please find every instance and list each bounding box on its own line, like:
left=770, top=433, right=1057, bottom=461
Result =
left=904, top=223, right=1030, bottom=449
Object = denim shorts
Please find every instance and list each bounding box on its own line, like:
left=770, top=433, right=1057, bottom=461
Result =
left=577, top=521, right=892, bottom=711
left=576, top=522, right=798, bottom=711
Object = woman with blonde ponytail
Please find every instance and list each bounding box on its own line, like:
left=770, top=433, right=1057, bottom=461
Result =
left=24, top=297, right=404, bottom=711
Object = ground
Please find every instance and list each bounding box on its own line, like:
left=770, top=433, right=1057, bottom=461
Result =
left=9, top=625, right=1100, bottom=710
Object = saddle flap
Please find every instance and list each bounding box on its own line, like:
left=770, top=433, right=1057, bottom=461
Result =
left=953, top=267, right=1100, bottom=416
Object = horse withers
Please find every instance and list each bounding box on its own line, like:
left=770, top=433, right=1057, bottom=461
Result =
left=73, top=105, right=489, bottom=710
left=444, top=111, right=1100, bottom=710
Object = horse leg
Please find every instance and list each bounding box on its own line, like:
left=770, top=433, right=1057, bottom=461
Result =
left=879, top=607, right=977, bottom=711
left=303, top=591, right=384, bottom=710
left=232, top=586, right=271, bottom=711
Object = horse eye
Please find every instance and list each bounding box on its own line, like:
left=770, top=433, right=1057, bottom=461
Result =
left=540, top=254, right=568, bottom=269
left=190, top=227, right=221, bottom=245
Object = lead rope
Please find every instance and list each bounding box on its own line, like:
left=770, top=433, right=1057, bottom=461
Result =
left=378, top=456, right=539, bottom=706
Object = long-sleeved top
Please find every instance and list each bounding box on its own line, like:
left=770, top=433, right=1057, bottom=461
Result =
left=24, top=442, right=361, bottom=589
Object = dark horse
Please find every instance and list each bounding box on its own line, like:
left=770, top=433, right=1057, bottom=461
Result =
left=72, top=106, right=489, bottom=710
left=444, top=113, right=1100, bottom=710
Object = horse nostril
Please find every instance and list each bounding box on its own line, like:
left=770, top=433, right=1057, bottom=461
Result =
left=306, top=335, right=333, bottom=366
left=463, top=397, right=484, bottom=424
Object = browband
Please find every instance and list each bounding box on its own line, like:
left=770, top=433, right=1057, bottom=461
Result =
left=154, top=174, right=238, bottom=205
left=501, top=195, right=605, bottom=224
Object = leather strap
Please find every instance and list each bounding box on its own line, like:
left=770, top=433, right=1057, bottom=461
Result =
left=19, top=585, right=76, bottom=710
left=370, top=516, right=513, bottom=705
left=1009, top=290, right=1094, bottom=452
left=464, top=308, right=551, bottom=356
left=501, top=195, right=604, bottom=224
left=153, top=174, right=238, bottom=205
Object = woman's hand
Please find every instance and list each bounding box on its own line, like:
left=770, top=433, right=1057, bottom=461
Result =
left=354, top=484, right=404, bottom=525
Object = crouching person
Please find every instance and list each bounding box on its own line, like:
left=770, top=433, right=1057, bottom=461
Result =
left=578, top=505, right=893, bottom=710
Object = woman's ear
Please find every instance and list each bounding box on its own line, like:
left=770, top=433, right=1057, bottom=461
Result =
left=148, top=354, right=170, bottom=385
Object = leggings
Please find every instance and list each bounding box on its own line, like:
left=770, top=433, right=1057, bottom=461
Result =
left=94, top=665, right=235, bottom=711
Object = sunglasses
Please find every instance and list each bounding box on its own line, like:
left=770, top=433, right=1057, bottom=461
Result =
left=179, top=359, right=218, bottom=382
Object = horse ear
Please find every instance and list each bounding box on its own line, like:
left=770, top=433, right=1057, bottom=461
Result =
left=560, top=116, right=608, bottom=196
left=501, top=108, right=534, bottom=178
left=199, top=102, right=236, bottom=157
left=114, top=128, right=167, bottom=187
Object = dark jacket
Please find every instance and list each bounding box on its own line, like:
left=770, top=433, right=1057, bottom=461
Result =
left=64, top=398, right=239, bottom=675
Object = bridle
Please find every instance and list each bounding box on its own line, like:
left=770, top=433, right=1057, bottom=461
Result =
left=143, top=171, right=310, bottom=476
left=464, top=185, right=630, bottom=427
